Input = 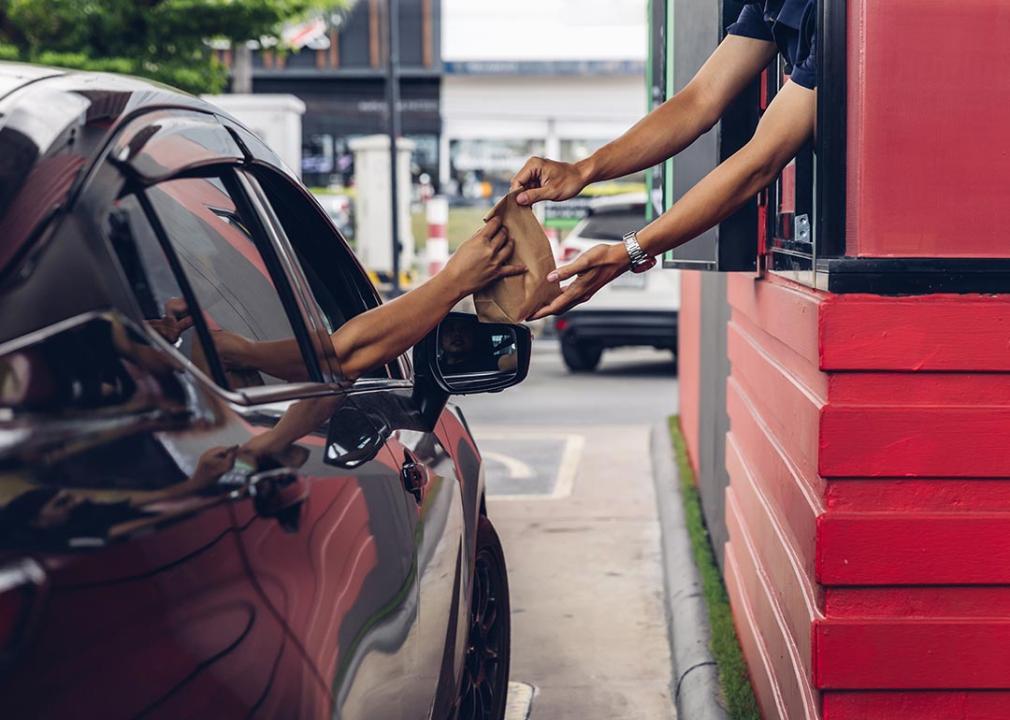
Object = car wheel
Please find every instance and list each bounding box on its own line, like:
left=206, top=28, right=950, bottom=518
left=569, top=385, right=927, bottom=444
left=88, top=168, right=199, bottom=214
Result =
left=457, top=516, right=511, bottom=720
left=561, top=340, right=602, bottom=373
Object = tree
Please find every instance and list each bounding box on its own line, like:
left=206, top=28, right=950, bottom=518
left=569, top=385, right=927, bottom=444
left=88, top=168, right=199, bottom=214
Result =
left=0, top=0, right=345, bottom=94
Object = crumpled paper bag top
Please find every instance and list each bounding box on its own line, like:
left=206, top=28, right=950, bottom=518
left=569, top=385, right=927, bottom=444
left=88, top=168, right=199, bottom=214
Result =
left=473, top=191, right=561, bottom=324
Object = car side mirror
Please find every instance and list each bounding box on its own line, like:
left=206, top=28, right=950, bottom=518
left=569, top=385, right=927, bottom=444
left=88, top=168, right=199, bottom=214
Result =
left=413, top=313, right=531, bottom=395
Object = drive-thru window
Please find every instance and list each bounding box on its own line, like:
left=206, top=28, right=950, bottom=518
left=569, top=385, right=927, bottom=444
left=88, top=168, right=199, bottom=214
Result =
left=654, top=1, right=1010, bottom=718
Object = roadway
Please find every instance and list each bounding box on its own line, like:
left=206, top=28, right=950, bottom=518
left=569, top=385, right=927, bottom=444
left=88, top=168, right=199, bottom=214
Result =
left=455, top=339, right=680, bottom=720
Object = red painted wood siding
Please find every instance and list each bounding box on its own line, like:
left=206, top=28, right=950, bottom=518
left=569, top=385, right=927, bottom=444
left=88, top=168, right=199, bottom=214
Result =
left=846, top=0, right=1010, bottom=257
left=724, top=273, right=1010, bottom=719
left=679, top=270, right=702, bottom=472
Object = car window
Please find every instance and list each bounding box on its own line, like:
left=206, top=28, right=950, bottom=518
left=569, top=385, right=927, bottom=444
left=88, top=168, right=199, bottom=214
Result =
left=108, top=194, right=209, bottom=368
left=244, top=169, right=399, bottom=379
left=578, top=208, right=648, bottom=241
left=109, top=176, right=315, bottom=391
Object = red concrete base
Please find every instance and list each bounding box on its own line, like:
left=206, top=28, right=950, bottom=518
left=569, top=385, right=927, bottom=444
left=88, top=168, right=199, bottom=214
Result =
left=724, top=273, right=1010, bottom=719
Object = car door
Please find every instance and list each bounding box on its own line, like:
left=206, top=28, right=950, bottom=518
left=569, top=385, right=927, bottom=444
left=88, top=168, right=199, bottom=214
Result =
left=351, top=385, right=471, bottom=716
left=134, top=164, right=428, bottom=720
left=0, top=153, right=317, bottom=718
left=240, top=166, right=470, bottom=718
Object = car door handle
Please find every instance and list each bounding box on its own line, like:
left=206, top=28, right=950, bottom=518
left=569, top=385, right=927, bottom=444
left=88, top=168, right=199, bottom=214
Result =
left=249, top=467, right=308, bottom=532
left=400, top=452, right=427, bottom=504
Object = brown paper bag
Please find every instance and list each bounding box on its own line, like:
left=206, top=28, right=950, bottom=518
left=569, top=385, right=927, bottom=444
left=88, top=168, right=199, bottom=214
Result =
left=473, top=191, right=561, bottom=323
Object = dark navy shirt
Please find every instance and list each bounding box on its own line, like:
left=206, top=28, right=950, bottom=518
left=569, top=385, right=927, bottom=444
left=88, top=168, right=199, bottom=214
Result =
left=727, top=0, right=818, bottom=89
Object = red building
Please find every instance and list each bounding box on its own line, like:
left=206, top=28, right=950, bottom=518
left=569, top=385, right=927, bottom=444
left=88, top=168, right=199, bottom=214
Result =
left=661, top=1, right=1010, bottom=718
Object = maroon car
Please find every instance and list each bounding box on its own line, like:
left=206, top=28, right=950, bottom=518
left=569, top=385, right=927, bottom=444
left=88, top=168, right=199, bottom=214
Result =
left=0, top=62, right=524, bottom=719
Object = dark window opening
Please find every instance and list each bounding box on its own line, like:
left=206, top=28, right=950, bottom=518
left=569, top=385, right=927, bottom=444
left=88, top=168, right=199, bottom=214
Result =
left=246, top=168, right=398, bottom=379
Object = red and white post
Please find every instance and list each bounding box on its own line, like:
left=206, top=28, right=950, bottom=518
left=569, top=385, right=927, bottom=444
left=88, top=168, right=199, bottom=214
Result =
left=425, top=195, right=450, bottom=278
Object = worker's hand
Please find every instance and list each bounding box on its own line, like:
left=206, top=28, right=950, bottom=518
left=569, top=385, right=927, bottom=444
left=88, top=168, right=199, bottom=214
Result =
left=444, top=216, right=526, bottom=296
left=529, top=243, right=631, bottom=320
left=510, top=157, right=588, bottom=206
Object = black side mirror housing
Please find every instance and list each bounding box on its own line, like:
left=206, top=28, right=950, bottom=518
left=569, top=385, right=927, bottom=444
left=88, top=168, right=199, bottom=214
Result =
left=413, top=313, right=532, bottom=396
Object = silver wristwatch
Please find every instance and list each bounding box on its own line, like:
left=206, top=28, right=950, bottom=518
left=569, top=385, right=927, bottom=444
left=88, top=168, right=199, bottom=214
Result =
left=623, top=230, right=657, bottom=274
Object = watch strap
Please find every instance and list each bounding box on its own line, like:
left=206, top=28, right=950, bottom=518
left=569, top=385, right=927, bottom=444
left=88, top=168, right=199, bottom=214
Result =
left=623, top=230, right=654, bottom=271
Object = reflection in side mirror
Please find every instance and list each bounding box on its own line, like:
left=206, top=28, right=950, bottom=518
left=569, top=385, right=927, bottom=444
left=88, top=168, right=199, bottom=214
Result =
left=414, top=313, right=532, bottom=396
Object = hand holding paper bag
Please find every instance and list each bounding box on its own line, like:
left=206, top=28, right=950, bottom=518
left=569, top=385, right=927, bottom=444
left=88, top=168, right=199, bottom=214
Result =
left=473, top=191, right=562, bottom=324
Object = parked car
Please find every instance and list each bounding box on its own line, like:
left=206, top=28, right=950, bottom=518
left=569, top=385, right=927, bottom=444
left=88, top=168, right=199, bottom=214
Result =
left=0, top=62, right=520, bottom=720
left=554, top=194, right=680, bottom=372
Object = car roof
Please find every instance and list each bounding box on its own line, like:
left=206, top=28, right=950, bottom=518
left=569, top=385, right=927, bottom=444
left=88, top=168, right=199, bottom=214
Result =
left=586, top=191, right=647, bottom=215
left=0, top=62, right=274, bottom=275
left=0, top=62, right=67, bottom=100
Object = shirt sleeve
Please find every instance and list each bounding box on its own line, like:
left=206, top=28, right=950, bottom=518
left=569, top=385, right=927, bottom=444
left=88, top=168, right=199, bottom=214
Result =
left=789, top=32, right=817, bottom=89
left=726, top=3, right=774, bottom=42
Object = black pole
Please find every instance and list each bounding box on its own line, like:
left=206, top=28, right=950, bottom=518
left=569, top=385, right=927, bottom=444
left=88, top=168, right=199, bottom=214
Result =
left=386, top=0, right=403, bottom=296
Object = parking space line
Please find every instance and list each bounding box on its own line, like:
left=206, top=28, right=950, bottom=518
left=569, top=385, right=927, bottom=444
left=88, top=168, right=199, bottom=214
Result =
left=476, top=432, right=585, bottom=501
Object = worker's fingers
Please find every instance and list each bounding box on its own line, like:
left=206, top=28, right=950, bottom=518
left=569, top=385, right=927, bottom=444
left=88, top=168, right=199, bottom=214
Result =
left=510, top=157, right=544, bottom=193
left=515, top=185, right=554, bottom=206
left=547, top=254, right=594, bottom=283
left=529, top=282, right=586, bottom=320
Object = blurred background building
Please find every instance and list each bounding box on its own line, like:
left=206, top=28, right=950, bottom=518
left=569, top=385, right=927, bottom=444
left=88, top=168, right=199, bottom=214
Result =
left=213, top=0, right=647, bottom=256
left=440, top=0, right=646, bottom=201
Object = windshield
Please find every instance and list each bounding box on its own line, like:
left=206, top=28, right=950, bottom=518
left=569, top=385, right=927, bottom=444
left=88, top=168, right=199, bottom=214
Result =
left=577, top=208, right=648, bottom=241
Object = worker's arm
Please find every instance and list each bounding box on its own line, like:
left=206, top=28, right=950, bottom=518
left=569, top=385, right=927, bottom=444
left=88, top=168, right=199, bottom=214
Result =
left=510, top=35, right=777, bottom=206
left=530, top=81, right=816, bottom=320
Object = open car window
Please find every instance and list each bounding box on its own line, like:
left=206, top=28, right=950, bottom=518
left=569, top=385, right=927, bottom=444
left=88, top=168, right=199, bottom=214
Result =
left=242, top=169, right=401, bottom=380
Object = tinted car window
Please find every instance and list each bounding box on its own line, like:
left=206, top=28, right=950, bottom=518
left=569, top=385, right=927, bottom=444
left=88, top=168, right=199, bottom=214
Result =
left=108, top=194, right=206, bottom=365
left=578, top=207, right=648, bottom=241
left=117, top=176, right=312, bottom=390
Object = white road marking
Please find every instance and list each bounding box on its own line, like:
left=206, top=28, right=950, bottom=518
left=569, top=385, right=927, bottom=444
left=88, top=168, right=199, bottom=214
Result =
left=482, top=451, right=534, bottom=480
left=476, top=431, right=585, bottom=501
left=505, top=681, right=536, bottom=720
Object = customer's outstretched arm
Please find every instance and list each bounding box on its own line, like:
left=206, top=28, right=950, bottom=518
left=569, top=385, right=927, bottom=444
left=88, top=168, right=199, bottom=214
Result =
left=214, top=218, right=524, bottom=381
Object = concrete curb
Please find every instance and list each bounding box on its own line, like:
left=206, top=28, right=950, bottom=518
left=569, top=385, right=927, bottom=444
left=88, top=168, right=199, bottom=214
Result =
left=650, top=422, right=729, bottom=720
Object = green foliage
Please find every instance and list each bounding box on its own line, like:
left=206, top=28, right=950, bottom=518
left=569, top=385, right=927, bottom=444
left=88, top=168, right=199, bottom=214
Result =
left=0, top=0, right=344, bottom=93
left=668, top=415, right=761, bottom=720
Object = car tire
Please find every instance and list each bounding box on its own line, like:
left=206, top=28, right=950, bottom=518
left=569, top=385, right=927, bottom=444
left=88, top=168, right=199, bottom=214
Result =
left=457, top=515, right=511, bottom=720
left=561, top=340, right=602, bottom=373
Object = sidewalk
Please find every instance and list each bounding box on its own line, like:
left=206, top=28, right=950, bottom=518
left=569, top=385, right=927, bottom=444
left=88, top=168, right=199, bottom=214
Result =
left=484, top=424, right=676, bottom=720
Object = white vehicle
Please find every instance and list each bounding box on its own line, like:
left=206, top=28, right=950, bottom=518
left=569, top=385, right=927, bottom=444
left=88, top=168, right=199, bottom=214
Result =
left=554, top=193, right=680, bottom=372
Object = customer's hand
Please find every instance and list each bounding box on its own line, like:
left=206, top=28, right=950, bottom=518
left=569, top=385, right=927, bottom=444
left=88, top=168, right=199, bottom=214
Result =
left=529, top=243, right=630, bottom=319
left=444, top=217, right=526, bottom=296
left=510, top=157, right=588, bottom=206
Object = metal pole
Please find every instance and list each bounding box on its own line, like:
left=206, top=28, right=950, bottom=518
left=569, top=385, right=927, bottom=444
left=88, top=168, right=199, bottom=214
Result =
left=386, top=0, right=403, bottom=296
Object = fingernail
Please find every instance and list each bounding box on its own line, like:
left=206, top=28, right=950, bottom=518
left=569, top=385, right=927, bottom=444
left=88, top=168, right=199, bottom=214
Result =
left=547, top=271, right=559, bottom=282
left=516, top=193, right=527, bottom=205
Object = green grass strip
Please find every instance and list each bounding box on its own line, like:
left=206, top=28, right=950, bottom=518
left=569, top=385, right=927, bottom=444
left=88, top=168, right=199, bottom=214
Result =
left=668, top=416, right=760, bottom=720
